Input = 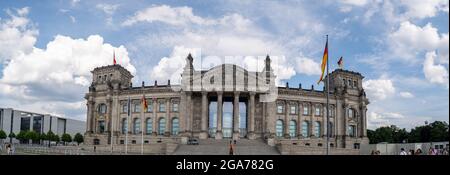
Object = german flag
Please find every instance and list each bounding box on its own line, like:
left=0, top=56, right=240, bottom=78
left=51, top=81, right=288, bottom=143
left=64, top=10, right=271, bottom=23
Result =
left=141, top=95, right=148, bottom=112
left=317, top=37, right=328, bottom=84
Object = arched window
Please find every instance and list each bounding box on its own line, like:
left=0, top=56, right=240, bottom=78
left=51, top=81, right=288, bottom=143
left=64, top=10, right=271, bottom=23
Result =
left=146, top=118, right=152, bottom=135
left=122, top=118, right=127, bottom=134
left=289, top=120, right=297, bottom=137
left=348, top=125, right=356, bottom=137
left=98, top=121, right=105, bottom=133
left=172, top=118, right=179, bottom=135
left=133, top=118, right=141, bottom=134
left=98, top=104, right=107, bottom=114
left=302, top=121, right=309, bottom=137
left=159, top=118, right=166, bottom=135
left=314, top=121, right=321, bottom=137
left=275, top=119, right=283, bottom=137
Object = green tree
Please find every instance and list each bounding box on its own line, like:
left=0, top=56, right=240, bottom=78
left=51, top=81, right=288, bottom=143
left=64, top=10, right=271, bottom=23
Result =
left=0, top=130, right=6, bottom=144
left=24, top=131, right=39, bottom=144
left=16, top=130, right=27, bottom=144
left=40, top=133, right=47, bottom=144
left=8, top=132, right=15, bottom=143
left=74, top=133, right=84, bottom=146
left=430, top=121, right=449, bottom=142
left=61, top=133, right=72, bottom=145
left=54, top=135, right=60, bottom=143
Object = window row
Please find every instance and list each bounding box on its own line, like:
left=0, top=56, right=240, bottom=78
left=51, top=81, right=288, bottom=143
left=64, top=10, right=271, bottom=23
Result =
left=120, top=100, right=179, bottom=113
left=276, top=102, right=335, bottom=117
left=343, top=78, right=358, bottom=88
left=275, top=120, right=334, bottom=138
left=121, top=117, right=179, bottom=136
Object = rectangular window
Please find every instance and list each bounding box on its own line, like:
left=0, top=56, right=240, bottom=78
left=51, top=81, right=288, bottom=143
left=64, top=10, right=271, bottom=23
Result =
left=172, top=103, right=179, bottom=112
left=32, top=116, right=43, bottom=133
left=277, top=104, right=284, bottom=114
left=133, top=102, right=141, bottom=113
left=303, top=105, right=309, bottom=115
left=315, top=106, right=321, bottom=116
left=159, top=101, right=166, bottom=112
left=121, top=102, right=128, bottom=113
left=290, top=106, right=296, bottom=114
left=20, top=117, right=30, bottom=131
left=147, top=99, right=153, bottom=112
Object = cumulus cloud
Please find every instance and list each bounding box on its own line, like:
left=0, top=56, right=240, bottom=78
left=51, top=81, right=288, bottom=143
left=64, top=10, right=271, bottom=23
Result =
left=423, top=51, right=449, bottom=85
left=0, top=7, right=38, bottom=63
left=399, top=91, right=414, bottom=98
left=138, top=6, right=296, bottom=84
left=0, top=8, right=136, bottom=120
left=122, top=5, right=215, bottom=26
left=295, top=56, right=321, bottom=76
left=399, top=0, right=449, bottom=19
left=363, top=78, right=396, bottom=100
left=388, top=21, right=447, bottom=61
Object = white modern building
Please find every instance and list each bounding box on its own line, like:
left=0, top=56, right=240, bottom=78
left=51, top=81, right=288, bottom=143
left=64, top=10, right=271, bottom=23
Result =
left=0, top=107, right=85, bottom=143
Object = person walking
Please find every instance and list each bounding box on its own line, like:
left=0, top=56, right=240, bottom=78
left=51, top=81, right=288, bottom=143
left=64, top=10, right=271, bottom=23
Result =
left=228, top=141, right=234, bottom=155
left=399, top=148, right=407, bottom=155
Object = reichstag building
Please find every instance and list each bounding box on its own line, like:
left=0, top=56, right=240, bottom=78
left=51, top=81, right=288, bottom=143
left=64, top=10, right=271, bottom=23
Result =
left=84, top=54, right=369, bottom=152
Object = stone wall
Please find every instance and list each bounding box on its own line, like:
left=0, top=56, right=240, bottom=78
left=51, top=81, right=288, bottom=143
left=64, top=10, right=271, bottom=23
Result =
left=276, top=143, right=360, bottom=155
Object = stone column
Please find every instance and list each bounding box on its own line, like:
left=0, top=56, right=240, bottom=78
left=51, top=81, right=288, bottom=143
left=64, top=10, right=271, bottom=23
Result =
left=310, top=103, right=314, bottom=138
left=186, top=93, right=192, bottom=136
left=107, top=97, right=113, bottom=132
left=215, top=91, right=223, bottom=139
left=86, top=100, right=94, bottom=133
left=199, top=92, right=208, bottom=139
left=344, top=104, right=349, bottom=136
left=248, top=92, right=256, bottom=139
left=284, top=101, right=290, bottom=138
left=232, top=91, right=240, bottom=140
left=152, top=98, right=157, bottom=136
left=165, top=98, right=171, bottom=136
left=361, top=105, right=367, bottom=137
left=298, top=102, right=302, bottom=138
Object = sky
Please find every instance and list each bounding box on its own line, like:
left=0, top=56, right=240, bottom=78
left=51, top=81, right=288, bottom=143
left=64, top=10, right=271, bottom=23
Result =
left=0, top=0, right=448, bottom=130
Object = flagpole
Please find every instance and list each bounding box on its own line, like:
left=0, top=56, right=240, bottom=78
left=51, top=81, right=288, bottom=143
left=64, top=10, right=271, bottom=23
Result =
left=326, top=35, right=331, bottom=155
left=141, top=91, right=144, bottom=155
left=125, top=96, right=130, bottom=155
left=110, top=111, right=114, bottom=154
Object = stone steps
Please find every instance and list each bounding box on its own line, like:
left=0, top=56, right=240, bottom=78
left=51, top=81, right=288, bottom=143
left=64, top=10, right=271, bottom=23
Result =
left=173, top=139, right=280, bottom=155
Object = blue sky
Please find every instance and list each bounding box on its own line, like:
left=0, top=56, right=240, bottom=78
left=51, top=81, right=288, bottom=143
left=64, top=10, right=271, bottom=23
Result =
left=0, top=0, right=448, bottom=130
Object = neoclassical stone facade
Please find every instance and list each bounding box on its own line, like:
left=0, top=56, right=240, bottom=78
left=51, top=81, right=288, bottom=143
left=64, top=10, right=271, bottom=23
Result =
left=84, top=54, right=369, bottom=149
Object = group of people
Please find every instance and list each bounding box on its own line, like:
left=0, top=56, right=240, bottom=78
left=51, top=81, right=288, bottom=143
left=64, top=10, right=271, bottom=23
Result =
left=399, top=147, right=449, bottom=155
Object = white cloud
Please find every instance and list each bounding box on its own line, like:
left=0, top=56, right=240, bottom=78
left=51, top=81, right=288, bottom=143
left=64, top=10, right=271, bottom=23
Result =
left=399, top=0, right=449, bottom=19
left=70, top=16, right=76, bottom=23
left=122, top=5, right=215, bottom=26
left=423, top=51, right=449, bottom=85
left=96, top=3, right=120, bottom=15
left=363, top=78, right=396, bottom=100
left=71, top=0, right=80, bottom=6
left=295, top=56, right=321, bottom=76
left=0, top=7, right=38, bottom=63
left=367, top=111, right=431, bottom=129
left=340, top=0, right=368, bottom=6
left=399, top=91, right=414, bottom=98
left=388, top=21, right=444, bottom=61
